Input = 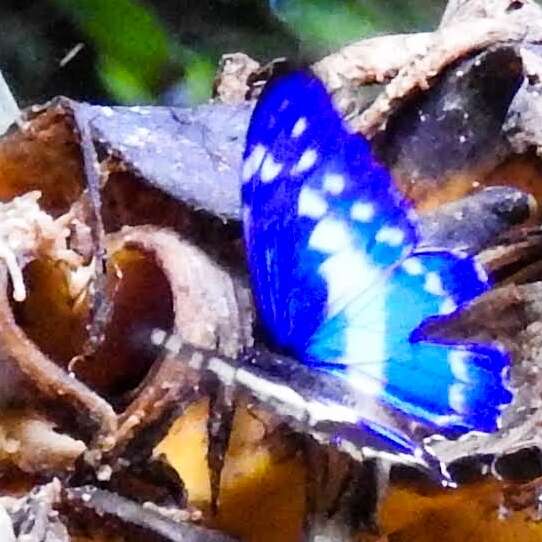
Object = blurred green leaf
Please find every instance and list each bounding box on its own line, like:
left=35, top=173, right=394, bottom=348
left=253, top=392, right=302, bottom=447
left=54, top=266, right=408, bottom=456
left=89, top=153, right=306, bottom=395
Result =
left=272, top=0, right=442, bottom=49
left=49, top=0, right=447, bottom=104
left=182, top=57, right=215, bottom=103
left=52, top=0, right=177, bottom=102
left=99, top=55, right=154, bottom=102
left=273, top=0, right=378, bottom=49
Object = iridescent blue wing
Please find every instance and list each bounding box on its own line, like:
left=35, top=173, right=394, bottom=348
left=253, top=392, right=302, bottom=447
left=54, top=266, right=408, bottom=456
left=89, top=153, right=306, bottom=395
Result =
left=242, top=72, right=415, bottom=357
left=241, top=71, right=511, bottom=448
left=335, top=250, right=511, bottom=435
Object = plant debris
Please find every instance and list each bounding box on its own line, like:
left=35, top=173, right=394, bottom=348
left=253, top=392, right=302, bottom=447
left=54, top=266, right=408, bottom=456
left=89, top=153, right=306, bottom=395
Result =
left=2, top=0, right=542, bottom=541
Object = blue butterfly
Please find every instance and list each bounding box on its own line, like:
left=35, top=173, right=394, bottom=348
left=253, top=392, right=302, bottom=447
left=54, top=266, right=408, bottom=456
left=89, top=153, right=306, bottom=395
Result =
left=240, top=71, right=512, bottom=458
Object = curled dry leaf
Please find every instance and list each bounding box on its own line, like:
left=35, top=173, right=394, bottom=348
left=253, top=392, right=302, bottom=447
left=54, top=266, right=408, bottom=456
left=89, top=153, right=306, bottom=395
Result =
left=0, top=102, right=84, bottom=215
left=0, top=260, right=117, bottom=451
left=100, top=225, right=251, bottom=465
left=0, top=90, right=253, bottom=539
left=376, top=45, right=524, bottom=209
left=312, top=32, right=434, bottom=91
left=353, top=18, right=525, bottom=138
left=0, top=190, right=115, bottom=473
left=0, top=194, right=251, bottom=537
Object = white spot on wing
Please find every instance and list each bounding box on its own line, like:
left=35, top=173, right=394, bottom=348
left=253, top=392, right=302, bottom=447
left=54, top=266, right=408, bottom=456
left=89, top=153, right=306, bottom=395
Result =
left=298, top=187, right=328, bottom=218
left=375, top=226, right=405, bottom=247
left=319, top=248, right=378, bottom=308
left=319, top=248, right=386, bottom=370
left=448, top=383, right=466, bottom=413
left=292, top=148, right=318, bottom=175
left=439, top=297, right=457, bottom=314
left=291, top=117, right=307, bottom=138
left=448, top=350, right=470, bottom=382
left=309, top=218, right=351, bottom=254
left=424, top=272, right=445, bottom=296
left=350, top=202, right=375, bottom=222
left=323, top=173, right=345, bottom=195
left=260, top=153, right=283, bottom=183
left=151, top=328, right=167, bottom=347
left=402, top=257, right=424, bottom=276
left=242, top=144, right=266, bottom=182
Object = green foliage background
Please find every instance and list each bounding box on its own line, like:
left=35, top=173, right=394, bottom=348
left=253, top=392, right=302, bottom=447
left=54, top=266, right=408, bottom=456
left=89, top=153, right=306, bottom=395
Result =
left=1, top=0, right=447, bottom=106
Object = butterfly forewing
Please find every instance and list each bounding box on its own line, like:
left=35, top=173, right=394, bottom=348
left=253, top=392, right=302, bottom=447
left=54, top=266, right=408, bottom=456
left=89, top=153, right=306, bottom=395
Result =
left=242, top=73, right=416, bottom=354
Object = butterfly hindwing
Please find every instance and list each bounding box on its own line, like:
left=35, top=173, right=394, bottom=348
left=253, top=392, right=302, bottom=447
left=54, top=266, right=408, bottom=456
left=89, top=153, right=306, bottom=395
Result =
left=378, top=341, right=511, bottom=434
left=241, top=71, right=512, bottom=452
left=317, top=245, right=511, bottom=434
left=382, top=250, right=511, bottom=433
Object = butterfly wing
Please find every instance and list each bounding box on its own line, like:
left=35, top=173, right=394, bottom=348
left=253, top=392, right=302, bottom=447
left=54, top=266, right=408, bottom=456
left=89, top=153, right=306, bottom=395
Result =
left=338, top=250, right=511, bottom=435
left=241, top=71, right=511, bottom=450
left=242, top=72, right=415, bottom=358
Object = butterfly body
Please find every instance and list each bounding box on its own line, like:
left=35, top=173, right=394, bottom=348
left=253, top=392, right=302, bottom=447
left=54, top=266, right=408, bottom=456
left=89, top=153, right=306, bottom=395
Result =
left=241, top=72, right=512, bottom=461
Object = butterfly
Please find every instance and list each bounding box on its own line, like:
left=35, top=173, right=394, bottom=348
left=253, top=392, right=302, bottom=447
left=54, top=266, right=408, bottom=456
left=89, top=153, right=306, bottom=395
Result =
left=240, top=71, right=512, bottom=462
